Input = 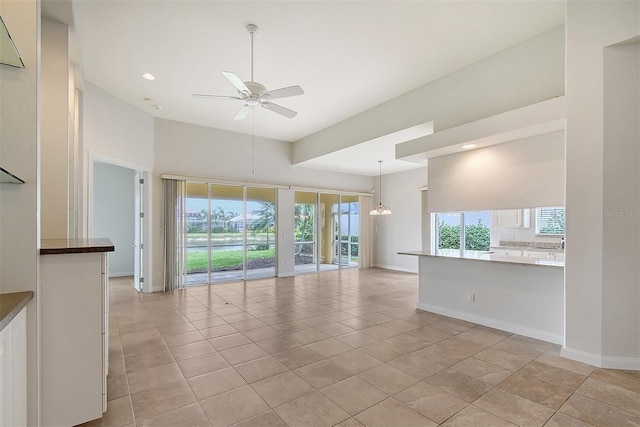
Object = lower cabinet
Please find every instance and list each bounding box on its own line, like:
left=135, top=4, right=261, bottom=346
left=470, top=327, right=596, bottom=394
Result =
left=524, top=250, right=565, bottom=260
left=40, top=252, right=109, bottom=426
left=0, top=307, right=27, bottom=427
left=492, top=248, right=523, bottom=257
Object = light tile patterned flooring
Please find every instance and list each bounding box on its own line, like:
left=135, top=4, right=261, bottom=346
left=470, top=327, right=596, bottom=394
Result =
left=84, top=269, right=640, bottom=427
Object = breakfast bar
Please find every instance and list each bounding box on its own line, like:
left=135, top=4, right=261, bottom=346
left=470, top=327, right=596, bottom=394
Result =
left=400, top=250, right=564, bottom=344
left=40, top=238, right=114, bottom=426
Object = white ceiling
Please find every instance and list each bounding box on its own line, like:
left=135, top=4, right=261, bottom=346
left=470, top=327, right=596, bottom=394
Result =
left=71, top=1, right=564, bottom=175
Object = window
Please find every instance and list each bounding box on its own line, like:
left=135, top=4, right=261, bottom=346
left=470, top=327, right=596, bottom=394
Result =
left=464, top=211, right=491, bottom=251
left=536, top=207, right=565, bottom=236
left=436, top=212, right=460, bottom=255
left=435, top=211, right=491, bottom=255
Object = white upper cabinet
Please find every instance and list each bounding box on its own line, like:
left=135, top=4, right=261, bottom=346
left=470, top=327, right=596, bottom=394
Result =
left=492, top=209, right=531, bottom=228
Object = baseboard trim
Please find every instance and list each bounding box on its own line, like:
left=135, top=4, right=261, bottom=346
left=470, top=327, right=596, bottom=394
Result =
left=109, top=271, right=134, bottom=278
left=277, top=272, right=295, bottom=278
left=372, top=263, right=418, bottom=274
left=416, top=302, right=564, bottom=345
left=561, top=347, right=640, bottom=370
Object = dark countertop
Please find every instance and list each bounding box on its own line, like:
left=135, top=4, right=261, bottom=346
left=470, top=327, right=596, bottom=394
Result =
left=0, top=291, right=34, bottom=332
left=40, top=238, right=115, bottom=255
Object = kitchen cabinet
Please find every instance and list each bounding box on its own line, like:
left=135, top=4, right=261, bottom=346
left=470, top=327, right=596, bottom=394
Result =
left=0, top=303, right=28, bottom=427
left=524, top=250, right=564, bottom=261
left=40, top=239, right=113, bottom=426
left=492, top=248, right=523, bottom=257
left=493, top=209, right=530, bottom=228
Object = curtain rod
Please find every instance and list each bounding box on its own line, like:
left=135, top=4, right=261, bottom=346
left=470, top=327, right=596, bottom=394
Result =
left=161, top=174, right=373, bottom=197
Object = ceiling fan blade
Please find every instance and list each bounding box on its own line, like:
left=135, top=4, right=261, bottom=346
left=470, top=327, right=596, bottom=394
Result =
left=192, top=94, right=243, bottom=100
left=262, top=85, right=304, bottom=100
left=222, top=71, right=250, bottom=95
left=261, top=101, right=297, bottom=118
left=234, top=104, right=251, bottom=120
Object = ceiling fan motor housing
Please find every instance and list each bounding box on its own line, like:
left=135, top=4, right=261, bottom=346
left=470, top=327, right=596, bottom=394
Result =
left=244, top=81, right=266, bottom=96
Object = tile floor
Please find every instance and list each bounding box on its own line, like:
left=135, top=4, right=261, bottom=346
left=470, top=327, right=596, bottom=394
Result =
left=83, top=269, right=640, bottom=427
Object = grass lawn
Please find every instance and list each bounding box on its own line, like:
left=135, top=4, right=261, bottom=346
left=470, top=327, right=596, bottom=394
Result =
left=187, top=249, right=275, bottom=271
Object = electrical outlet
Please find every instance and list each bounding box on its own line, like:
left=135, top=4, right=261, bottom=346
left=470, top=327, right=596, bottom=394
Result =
left=467, top=293, right=475, bottom=302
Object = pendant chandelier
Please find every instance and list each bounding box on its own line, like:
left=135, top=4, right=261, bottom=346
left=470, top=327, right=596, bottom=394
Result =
left=370, top=160, right=392, bottom=216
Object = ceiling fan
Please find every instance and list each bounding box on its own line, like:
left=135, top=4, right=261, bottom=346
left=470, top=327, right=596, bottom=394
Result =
left=193, top=24, right=304, bottom=120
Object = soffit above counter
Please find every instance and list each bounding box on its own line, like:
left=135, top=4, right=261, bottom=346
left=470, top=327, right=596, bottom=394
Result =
left=396, top=96, right=565, bottom=161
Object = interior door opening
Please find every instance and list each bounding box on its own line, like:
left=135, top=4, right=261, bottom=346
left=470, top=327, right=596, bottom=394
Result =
left=92, top=159, right=148, bottom=293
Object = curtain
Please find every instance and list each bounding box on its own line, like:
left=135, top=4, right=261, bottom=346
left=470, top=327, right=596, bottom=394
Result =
left=358, top=196, right=373, bottom=268
left=163, top=178, right=187, bottom=291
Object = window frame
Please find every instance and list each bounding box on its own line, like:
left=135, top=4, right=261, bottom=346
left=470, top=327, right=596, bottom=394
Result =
left=535, top=207, right=565, bottom=236
left=433, top=211, right=491, bottom=255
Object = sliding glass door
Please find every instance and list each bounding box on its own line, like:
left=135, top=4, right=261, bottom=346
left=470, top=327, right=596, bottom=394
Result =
left=295, top=192, right=317, bottom=274
left=185, top=182, right=210, bottom=286
left=246, top=187, right=276, bottom=279
left=184, top=181, right=277, bottom=285
left=319, top=193, right=340, bottom=271
left=294, top=191, right=360, bottom=273
left=338, top=195, right=359, bottom=268
left=210, top=184, right=244, bottom=282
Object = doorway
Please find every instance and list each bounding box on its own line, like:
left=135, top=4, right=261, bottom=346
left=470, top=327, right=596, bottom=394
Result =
left=91, top=157, right=150, bottom=293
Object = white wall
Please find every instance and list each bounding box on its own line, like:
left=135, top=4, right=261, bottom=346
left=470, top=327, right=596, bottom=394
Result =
left=427, top=131, right=565, bottom=213
left=152, top=118, right=373, bottom=291
left=564, top=0, right=639, bottom=369
left=93, top=162, right=135, bottom=277
left=82, top=82, right=154, bottom=290
left=0, top=1, right=40, bottom=424
left=40, top=18, right=69, bottom=239
left=601, top=40, right=639, bottom=362
left=294, top=26, right=565, bottom=163
left=372, top=167, right=426, bottom=273
left=83, top=83, right=155, bottom=168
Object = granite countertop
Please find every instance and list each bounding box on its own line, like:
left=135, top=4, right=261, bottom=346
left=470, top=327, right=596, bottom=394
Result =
left=399, top=250, right=564, bottom=267
left=0, top=291, right=34, bottom=332
left=40, top=238, right=115, bottom=255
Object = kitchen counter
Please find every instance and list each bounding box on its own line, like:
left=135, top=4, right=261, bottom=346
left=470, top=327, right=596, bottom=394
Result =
left=40, top=238, right=114, bottom=255
left=399, top=249, right=564, bottom=344
left=491, top=245, right=563, bottom=252
left=40, top=240, right=112, bottom=425
left=399, top=250, right=564, bottom=267
left=0, top=291, right=33, bottom=332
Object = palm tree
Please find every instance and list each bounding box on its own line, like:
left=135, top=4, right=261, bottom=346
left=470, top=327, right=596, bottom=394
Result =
left=295, top=204, right=314, bottom=242
left=250, top=202, right=275, bottom=247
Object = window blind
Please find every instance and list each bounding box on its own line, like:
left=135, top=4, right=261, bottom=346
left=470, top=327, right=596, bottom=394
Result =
left=536, top=207, right=565, bottom=235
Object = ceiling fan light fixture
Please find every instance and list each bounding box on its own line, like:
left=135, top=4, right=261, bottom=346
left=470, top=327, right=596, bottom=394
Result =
left=192, top=23, right=304, bottom=120
left=370, top=160, right=392, bottom=216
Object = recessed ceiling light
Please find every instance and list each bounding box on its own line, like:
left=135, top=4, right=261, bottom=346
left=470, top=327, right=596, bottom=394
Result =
left=462, top=144, right=477, bottom=149
left=142, top=73, right=156, bottom=81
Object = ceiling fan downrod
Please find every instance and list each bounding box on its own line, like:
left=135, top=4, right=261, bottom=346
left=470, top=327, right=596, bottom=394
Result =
left=246, top=24, right=258, bottom=83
